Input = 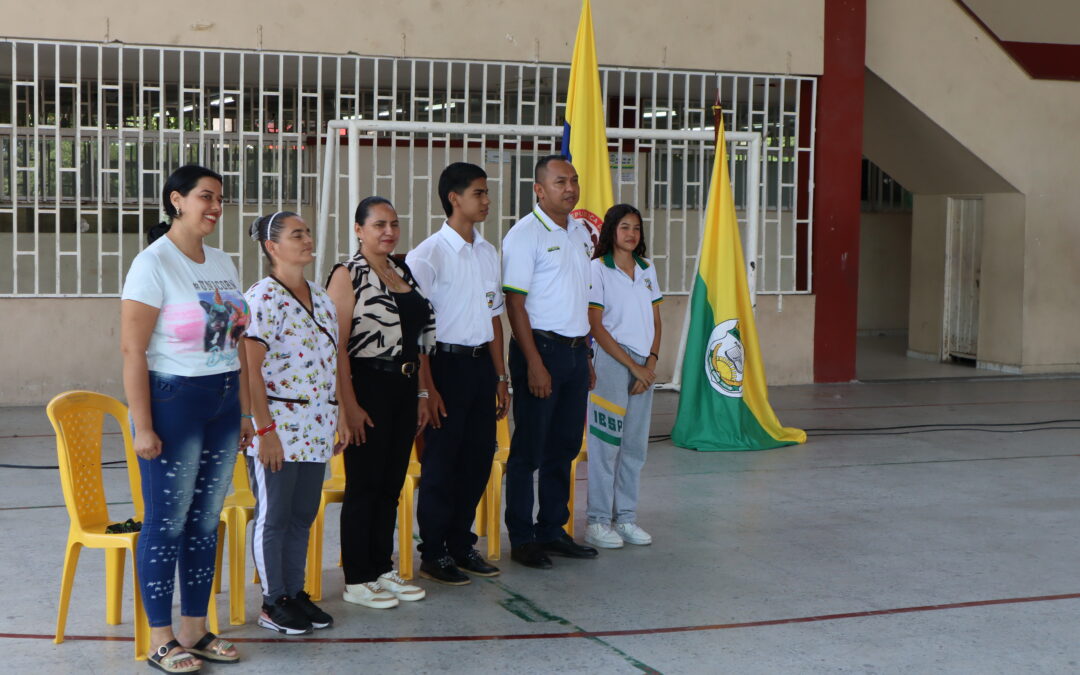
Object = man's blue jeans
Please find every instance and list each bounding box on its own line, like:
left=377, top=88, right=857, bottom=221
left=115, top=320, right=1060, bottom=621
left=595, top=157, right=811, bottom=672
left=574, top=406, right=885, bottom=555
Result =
left=504, top=334, right=589, bottom=547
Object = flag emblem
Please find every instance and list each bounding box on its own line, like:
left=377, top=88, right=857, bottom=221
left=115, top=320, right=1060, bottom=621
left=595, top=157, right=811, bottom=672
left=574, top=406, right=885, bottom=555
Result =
left=705, top=319, right=745, bottom=398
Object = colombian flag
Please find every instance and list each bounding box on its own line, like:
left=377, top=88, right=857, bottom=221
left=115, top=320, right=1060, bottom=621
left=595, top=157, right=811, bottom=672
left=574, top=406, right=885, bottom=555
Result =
left=671, top=117, right=806, bottom=451
left=562, top=0, right=613, bottom=238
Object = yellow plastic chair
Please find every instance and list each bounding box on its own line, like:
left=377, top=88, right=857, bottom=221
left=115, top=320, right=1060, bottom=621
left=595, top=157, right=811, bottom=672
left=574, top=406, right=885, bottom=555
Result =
left=564, top=436, right=589, bottom=537
left=303, top=452, right=345, bottom=601
left=396, top=441, right=422, bottom=579
left=483, top=416, right=512, bottom=560
left=484, top=423, right=587, bottom=556
left=48, top=391, right=220, bottom=662
left=216, top=457, right=256, bottom=625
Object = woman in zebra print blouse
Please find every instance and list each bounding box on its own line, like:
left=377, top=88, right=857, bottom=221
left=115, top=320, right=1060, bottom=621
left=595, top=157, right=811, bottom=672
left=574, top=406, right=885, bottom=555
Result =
left=326, top=196, right=436, bottom=609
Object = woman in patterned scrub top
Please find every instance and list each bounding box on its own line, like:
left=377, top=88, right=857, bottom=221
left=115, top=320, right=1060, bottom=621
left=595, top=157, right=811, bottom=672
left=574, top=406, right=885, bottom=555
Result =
left=243, top=211, right=339, bottom=635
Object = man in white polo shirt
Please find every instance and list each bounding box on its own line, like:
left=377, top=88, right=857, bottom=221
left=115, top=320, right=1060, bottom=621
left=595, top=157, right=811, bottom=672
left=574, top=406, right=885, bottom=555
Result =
left=407, top=162, right=509, bottom=585
left=501, top=155, right=599, bottom=569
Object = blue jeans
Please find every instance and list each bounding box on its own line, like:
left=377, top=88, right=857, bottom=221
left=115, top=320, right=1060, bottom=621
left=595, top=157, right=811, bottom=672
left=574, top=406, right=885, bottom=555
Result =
left=136, top=371, right=240, bottom=627
left=505, top=334, right=589, bottom=546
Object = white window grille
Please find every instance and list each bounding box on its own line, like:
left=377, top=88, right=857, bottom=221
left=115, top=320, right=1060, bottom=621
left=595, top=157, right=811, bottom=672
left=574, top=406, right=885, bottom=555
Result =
left=0, top=39, right=815, bottom=297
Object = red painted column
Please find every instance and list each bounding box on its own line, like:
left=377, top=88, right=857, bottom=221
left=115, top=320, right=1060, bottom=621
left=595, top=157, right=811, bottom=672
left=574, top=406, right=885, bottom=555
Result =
left=812, top=0, right=866, bottom=382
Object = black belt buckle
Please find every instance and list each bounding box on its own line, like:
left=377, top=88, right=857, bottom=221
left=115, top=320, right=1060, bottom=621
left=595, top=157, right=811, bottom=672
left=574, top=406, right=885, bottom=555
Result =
left=401, top=361, right=417, bottom=376
left=471, top=344, right=485, bottom=358
left=534, top=329, right=587, bottom=348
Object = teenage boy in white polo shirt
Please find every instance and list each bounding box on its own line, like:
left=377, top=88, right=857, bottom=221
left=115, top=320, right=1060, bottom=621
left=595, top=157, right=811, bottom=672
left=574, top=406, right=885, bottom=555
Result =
left=501, top=155, right=599, bottom=569
left=406, top=162, right=510, bottom=585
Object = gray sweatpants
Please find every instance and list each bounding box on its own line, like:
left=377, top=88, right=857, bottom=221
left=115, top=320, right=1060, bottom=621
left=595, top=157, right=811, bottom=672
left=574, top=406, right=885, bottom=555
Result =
left=249, top=457, right=326, bottom=604
left=586, top=344, right=654, bottom=525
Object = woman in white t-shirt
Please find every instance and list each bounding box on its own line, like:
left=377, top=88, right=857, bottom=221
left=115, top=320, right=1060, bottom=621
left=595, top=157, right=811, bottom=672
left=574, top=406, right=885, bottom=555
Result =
left=120, top=165, right=253, bottom=670
left=584, top=204, right=664, bottom=551
left=243, top=211, right=338, bottom=636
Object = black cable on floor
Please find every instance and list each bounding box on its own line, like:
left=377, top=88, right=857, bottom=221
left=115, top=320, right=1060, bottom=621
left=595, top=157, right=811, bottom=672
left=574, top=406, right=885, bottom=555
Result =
left=807, top=426, right=1080, bottom=438
left=803, top=418, right=1080, bottom=432
left=0, top=459, right=128, bottom=470
left=649, top=419, right=1080, bottom=443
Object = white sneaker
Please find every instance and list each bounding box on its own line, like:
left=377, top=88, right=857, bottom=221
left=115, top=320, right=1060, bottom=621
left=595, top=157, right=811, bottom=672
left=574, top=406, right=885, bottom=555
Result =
left=614, top=522, right=652, bottom=545
left=378, top=570, right=426, bottom=602
left=343, top=581, right=399, bottom=609
left=584, top=522, right=624, bottom=549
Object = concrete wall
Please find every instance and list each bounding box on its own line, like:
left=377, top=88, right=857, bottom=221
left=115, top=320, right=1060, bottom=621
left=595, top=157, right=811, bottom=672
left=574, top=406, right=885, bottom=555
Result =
left=906, top=195, right=947, bottom=359
left=976, top=193, right=1025, bottom=369
left=5, top=298, right=126, bottom=404
left=4, top=0, right=824, bottom=75
left=866, top=0, right=1080, bottom=373
left=1, top=292, right=814, bottom=406
left=857, top=211, right=910, bottom=334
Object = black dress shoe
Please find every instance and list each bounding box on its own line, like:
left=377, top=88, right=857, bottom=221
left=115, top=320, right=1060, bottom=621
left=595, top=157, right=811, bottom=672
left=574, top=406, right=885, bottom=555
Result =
left=539, top=533, right=599, bottom=559
left=510, top=542, right=553, bottom=569
left=453, top=549, right=501, bottom=577
left=419, top=555, right=471, bottom=585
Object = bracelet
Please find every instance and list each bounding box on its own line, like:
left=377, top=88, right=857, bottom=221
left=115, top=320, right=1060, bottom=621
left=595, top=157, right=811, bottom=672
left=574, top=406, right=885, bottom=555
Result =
left=241, top=414, right=254, bottom=420
left=417, top=390, right=430, bottom=399
left=256, top=421, right=277, bottom=436
left=649, top=352, right=659, bottom=361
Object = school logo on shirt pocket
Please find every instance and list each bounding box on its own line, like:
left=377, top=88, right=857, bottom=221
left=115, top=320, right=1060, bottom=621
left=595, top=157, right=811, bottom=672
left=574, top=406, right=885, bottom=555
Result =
left=486, top=291, right=495, bottom=308
left=644, top=277, right=653, bottom=292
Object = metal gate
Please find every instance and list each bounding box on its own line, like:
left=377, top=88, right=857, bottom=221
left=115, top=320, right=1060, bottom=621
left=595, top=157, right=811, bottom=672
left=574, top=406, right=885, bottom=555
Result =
left=943, top=197, right=982, bottom=360
left=314, top=118, right=763, bottom=387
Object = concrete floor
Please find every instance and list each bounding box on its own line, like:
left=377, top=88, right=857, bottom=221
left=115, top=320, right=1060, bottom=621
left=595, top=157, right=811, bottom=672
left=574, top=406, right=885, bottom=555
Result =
left=856, top=334, right=1004, bottom=381
left=4, top=376, right=1080, bottom=674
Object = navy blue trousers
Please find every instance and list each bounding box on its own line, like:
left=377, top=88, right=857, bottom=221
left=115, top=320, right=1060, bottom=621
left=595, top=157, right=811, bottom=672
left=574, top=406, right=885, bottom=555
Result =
left=504, top=334, right=589, bottom=547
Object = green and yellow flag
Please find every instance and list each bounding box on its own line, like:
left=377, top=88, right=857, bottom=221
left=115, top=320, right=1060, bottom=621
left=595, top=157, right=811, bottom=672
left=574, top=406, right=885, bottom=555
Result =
left=562, top=0, right=613, bottom=238
left=671, top=119, right=806, bottom=451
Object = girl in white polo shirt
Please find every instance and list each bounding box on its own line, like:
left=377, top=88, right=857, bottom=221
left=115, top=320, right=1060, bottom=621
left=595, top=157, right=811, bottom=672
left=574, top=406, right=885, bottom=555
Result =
left=584, top=204, right=663, bottom=549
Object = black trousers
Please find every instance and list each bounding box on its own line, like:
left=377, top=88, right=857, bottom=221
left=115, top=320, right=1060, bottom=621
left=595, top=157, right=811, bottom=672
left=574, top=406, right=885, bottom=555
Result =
left=504, top=334, right=589, bottom=547
left=417, top=351, right=497, bottom=561
left=340, top=360, right=417, bottom=584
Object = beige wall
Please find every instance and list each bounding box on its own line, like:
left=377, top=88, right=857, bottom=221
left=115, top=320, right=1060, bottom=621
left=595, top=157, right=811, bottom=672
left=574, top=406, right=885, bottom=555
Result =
left=976, top=193, right=1025, bottom=368
left=1, top=292, right=814, bottom=406
left=857, top=212, right=911, bottom=334
left=906, top=195, right=947, bottom=358
left=867, top=0, right=1080, bottom=372
left=4, top=1, right=823, bottom=75
left=5, top=298, right=126, bottom=404
left=752, top=294, right=816, bottom=386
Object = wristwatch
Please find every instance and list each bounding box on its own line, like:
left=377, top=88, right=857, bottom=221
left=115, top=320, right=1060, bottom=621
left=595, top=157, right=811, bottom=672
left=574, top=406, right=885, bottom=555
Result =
left=496, top=374, right=510, bottom=383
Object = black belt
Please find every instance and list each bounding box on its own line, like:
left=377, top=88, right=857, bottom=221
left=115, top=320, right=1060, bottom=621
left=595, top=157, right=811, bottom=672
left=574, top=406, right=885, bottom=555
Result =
left=532, top=329, right=589, bottom=348
left=354, top=357, right=418, bottom=376
left=436, top=341, right=489, bottom=358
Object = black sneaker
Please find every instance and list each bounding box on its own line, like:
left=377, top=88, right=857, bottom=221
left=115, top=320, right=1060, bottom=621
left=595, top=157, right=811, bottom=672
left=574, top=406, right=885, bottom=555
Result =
left=293, top=590, right=333, bottom=629
left=418, top=555, right=471, bottom=585
left=453, top=549, right=500, bottom=577
left=257, top=596, right=313, bottom=635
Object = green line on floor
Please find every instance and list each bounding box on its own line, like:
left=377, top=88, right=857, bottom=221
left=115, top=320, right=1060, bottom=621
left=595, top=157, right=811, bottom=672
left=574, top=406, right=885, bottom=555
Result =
left=488, top=579, right=660, bottom=673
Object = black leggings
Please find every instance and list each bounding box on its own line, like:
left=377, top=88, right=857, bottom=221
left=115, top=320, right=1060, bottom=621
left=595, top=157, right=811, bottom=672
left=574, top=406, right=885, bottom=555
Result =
left=340, top=361, right=418, bottom=584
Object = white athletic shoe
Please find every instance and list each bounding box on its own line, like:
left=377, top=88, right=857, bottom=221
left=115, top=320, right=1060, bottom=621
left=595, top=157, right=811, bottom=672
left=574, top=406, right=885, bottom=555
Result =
left=614, top=522, right=652, bottom=545
left=378, top=570, right=426, bottom=601
left=343, top=581, right=399, bottom=609
left=584, top=522, right=624, bottom=549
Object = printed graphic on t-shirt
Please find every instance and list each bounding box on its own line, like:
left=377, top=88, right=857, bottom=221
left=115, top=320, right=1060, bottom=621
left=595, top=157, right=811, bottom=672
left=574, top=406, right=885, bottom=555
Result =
left=159, top=286, right=248, bottom=368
